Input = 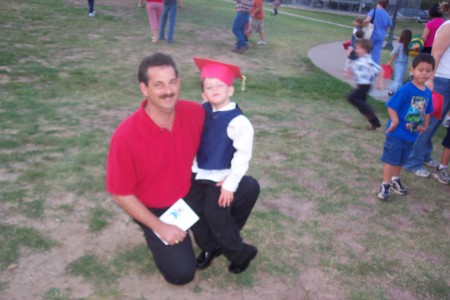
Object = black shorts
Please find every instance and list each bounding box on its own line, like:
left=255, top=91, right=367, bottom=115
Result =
left=443, top=126, right=450, bottom=149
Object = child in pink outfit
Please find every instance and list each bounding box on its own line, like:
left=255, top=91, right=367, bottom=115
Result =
left=271, top=0, right=280, bottom=15
left=146, top=0, right=164, bottom=43
left=421, top=3, right=446, bottom=53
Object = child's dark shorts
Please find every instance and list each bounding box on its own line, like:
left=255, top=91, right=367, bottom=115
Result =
left=380, top=135, right=414, bottom=166
left=442, top=127, right=450, bottom=149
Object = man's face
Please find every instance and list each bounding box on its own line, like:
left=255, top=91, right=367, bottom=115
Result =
left=140, top=65, right=180, bottom=113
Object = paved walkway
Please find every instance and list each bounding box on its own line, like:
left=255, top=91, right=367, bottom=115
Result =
left=308, top=41, right=392, bottom=102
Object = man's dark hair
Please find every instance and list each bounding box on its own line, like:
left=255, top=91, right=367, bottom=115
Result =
left=412, top=53, right=435, bottom=70
left=138, top=53, right=178, bottom=85
left=377, top=0, right=389, bottom=8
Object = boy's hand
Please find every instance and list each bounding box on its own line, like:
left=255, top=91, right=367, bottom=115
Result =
left=386, top=122, right=398, bottom=133
left=218, top=188, right=234, bottom=208
left=417, top=125, right=427, bottom=134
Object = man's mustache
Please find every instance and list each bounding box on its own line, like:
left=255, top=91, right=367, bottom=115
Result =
left=159, top=93, right=176, bottom=99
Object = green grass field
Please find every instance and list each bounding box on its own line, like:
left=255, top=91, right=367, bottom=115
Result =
left=1, top=0, right=449, bottom=299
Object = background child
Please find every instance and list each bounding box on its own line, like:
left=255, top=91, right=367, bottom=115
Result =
left=271, top=0, right=280, bottom=16
left=347, top=39, right=382, bottom=130
left=378, top=53, right=435, bottom=200
left=344, top=16, right=365, bottom=74
left=386, top=29, right=412, bottom=96
left=191, top=57, right=258, bottom=274
left=249, top=0, right=266, bottom=45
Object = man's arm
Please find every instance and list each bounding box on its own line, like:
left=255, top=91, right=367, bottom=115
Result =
left=112, top=195, right=187, bottom=245
left=427, top=24, right=450, bottom=90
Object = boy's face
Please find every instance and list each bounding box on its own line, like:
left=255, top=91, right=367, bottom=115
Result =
left=354, top=44, right=368, bottom=57
left=410, top=62, right=433, bottom=86
left=353, top=20, right=362, bottom=27
left=202, top=77, right=234, bottom=110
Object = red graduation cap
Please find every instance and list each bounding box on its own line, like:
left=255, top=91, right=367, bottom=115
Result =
left=193, top=57, right=245, bottom=89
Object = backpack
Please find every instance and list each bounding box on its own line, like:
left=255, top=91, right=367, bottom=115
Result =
left=408, top=36, right=424, bottom=57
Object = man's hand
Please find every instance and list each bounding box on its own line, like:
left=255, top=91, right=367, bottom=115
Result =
left=155, top=222, right=187, bottom=246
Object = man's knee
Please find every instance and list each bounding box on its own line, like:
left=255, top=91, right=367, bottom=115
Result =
left=163, top=267, right=196, bottom=285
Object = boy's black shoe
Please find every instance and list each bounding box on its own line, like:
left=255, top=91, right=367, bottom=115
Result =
left=391, top=178, right=407, bottom=195
left=377, top=183, right=391, bottom=201
left=228, top=245, right=258, bottom=274
left=196, top=246, right=222, bottom=270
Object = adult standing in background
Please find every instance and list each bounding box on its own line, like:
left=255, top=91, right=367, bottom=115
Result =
left=364, top=0, right=392, bottom=64
left=421, top=3, right=446, bottom=54
left=404, top=2, right=450, bottom=177
left=159, top=0, right=183, bottom=44
left=145, top=0, right=164, bottom=43
left=232, top=0, right=254, bottom=54
left=88, top=0, right=95, bottom=17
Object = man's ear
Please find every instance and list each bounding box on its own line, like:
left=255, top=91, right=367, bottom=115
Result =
left=139, top=82, right=148, bottom=97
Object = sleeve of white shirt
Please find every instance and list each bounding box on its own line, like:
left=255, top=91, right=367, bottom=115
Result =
left=222, top=115, right=254, bottom=192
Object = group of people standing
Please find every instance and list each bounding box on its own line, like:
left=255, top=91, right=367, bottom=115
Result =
left=344, top=0, right=450, bottom=200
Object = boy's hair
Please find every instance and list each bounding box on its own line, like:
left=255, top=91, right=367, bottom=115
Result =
left=355, top=29, right=364, bottom=39
left=412, top=53, right=435, bottom=70
left=399, top=29, right=412, bottom=55
left=355, top=39, right=372, bottom=53
left=138, top=52, right=178, bottom=85
left=377, top=0, right=389, bottom=8
left=429, top=2, right=443, bottom=17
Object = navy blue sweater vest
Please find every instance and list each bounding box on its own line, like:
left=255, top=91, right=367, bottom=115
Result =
left=197, top=102, right=243, bottom=170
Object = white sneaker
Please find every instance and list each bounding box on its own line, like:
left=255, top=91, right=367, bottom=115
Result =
left=89, top=10, right=95, bottom=17
left=425, top=159, right=440, bottom=169
left=414, top=168, right=430, bottom=178
left=257, top=40, right=266, bottom=45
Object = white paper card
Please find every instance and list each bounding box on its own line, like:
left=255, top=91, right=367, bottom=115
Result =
left=156, top=198, right=199, bottom=245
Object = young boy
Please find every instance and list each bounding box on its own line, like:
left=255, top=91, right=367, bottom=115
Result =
left=191, top=57, right=258, bottom=274
left=249, top=0, right=266, bottom=45
left=347, top=39, right=382, bottom=130
left=344, top=17, right=365, bottom=74
left=378, top=53, right=435, bottom=200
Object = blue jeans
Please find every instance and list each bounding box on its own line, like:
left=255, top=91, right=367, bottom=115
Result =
left=389, top=61, right=407, bottom=92
left=404, top=76, right=450, bottom=171
left=159, top=2, right=177, bottom=43
left=232, top=12, right=250, bottom=50
left=371, top=38, right=384, bottom=64
left=88, top=0, right=95, bottom=13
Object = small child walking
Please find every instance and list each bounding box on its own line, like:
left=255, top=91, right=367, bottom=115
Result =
left=386, top=29, right=412, bottom=96
left=378, top=53, right=435, bottom=200
left=271, top=0, right=280, bottom=16
left=347, top=39, right=382, bottom=130
left=344, top=16, right=365, bottom=75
